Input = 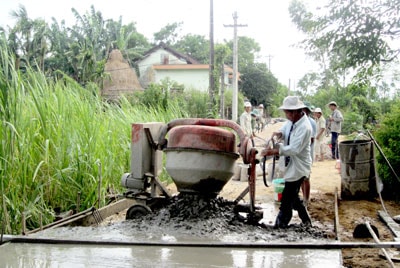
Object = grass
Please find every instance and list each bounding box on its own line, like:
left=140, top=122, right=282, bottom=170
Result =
left=0, top=46, right=189, bottom=234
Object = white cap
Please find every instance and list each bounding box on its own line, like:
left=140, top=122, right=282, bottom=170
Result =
left=244, top=102, right=252, bottom=107
left=278, top=96, right=306, bottom=110
left=314, top=107, right=322, bottom=113
left=328, top=101, right=337, bottom=106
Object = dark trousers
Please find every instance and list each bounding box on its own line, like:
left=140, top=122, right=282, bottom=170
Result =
left=274, top=177, right=311, bottom=228
left=331, top=132, right=339, bottom=159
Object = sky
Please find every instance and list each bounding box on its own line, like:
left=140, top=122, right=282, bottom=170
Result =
left=0, top=0, right=318, bottom=89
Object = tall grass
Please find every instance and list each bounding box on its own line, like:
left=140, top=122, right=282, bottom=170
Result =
left=0, top=45, right=189, bottom=234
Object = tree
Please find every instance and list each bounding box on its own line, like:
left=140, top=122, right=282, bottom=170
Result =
left=153, top=22, right=183, bottom=46
left=105, top=19, right=150, bottom=66
left=225, top=36, right=261, bottom=70
left=66, top=6, right=110, bottom=84
left=289, top=0, right=400, bottom=79
left=7, top=5, right=49, bottom=71
left=46, top=18, right=71, bottom=76
left=174, top=34, right=210, bottom=64
left=239, top=62, right=278, bottom=106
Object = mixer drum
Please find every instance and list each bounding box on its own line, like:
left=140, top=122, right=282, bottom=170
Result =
left=165, top=125, right=239, bottom=195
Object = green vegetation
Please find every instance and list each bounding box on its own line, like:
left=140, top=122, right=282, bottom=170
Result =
left=373, top=101, right=400, bottom=200
left=289, top=0, right=400, bottom=131
left=0, top=44, right=192, bottom=234
left=0, top=4, right=284, bottom=114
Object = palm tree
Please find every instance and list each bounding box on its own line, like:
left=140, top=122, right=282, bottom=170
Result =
left=8, top=5, right=49, bottom=71
left=105, top=18, right=150, bottom=66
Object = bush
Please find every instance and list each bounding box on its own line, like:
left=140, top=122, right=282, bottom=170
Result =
left=181, top=89, right=210, bottom=118
left=373, top=101, right=400, bottom=200
left=342, top=111, right=363, bottom=135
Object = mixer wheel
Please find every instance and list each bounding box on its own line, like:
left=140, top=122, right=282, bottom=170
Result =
left=126, top=204, right=152, bottom=220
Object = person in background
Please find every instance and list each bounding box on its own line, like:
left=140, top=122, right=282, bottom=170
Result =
left=257, top=104, right=265, bottom=131
left=303, top=102, right=316, bottom=162
left=313, top=108, right=326, bottom=162
left=327, top=101, right=344, bottom=159
left=261, top=96, right=312, bottom=228
left=301, top=102, right=316, bottom=207
left=240, top=101, right=254, bottom=138
left=250, top=111, right=258, bottom=135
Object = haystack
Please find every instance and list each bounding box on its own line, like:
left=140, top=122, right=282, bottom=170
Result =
left=101, top=49, right=143, bottom=101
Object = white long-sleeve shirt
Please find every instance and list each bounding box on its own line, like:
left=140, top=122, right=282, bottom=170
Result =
left=278, top=115, right=312, bottom=182
left=240, top=111, right=253, bottom=137
left=330, top=109, right=344, bottom=133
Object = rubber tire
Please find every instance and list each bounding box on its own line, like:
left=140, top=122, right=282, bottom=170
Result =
left=126, top=204, right=152, bottom=220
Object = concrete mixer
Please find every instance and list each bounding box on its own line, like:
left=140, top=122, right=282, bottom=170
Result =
left=121, top=118, right=261, bottom=222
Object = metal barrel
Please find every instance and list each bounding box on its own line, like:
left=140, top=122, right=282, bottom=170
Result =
left=339, top=140, right=377, bottom=200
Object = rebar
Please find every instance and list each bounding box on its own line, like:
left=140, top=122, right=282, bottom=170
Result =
left=91, top=207, right=103, bottom=225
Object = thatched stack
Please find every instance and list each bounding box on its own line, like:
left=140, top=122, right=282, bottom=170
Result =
left=101, top=49, right=143, bottom=101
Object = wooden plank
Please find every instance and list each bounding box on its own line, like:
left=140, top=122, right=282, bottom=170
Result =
left=334, top=187, right=340, bottom=241
left=378, top=210, right=400, bottom=241
left=80, top=198, right=136, bottom=226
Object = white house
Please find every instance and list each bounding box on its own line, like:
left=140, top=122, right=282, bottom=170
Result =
left=137, top=42, right=234, bottom=92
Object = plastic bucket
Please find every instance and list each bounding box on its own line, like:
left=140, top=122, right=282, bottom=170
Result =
left=273, top=178, right=285, bottom=202
left=339, top=140, right=376, bottom=200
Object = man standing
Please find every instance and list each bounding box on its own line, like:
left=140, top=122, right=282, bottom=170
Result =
left=327, top=101, right=344, bottom=159
left=261, top=96, right=312, bottom=228
left=313, top=108, right=326, bottom=161
left=257, top=104, right=265, bottom=131
left=301, top=103, right=316, bottom=207
left=240, top=101, right=254, bottom=138
left=303, top=103, right=316, bottom=162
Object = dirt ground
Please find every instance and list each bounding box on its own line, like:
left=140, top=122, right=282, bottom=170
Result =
left=229, top=121, right=400, bottom=268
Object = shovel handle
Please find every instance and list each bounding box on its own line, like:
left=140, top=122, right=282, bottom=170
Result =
left=365, top=221, right=395, bottom=268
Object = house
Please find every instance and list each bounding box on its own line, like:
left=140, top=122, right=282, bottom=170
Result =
left=137, top=42, right=234, bottom=92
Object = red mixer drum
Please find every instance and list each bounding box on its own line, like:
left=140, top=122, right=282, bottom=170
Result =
left=164, top=125, right=239, bottom=196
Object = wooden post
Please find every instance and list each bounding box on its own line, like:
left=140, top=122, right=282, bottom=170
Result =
left=21, top=212, right=26, bottom=235
left=334, top=187, right=340, bottom=241
left=98, top=162, right=102, bottom=209
left=77, top=191, right=81, bottom=212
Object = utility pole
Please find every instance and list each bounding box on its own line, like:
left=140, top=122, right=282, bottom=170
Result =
left=220, top=64, right=225, bottom=119
left=224, top=12, right=247, bottom=122
left=266, top=54, right=273, bottom=72
left=287, top=79, right=296, bottom=96
left=208, top=0, right=215, bottom=117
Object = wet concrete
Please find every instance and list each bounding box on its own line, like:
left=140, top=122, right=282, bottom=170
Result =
left=0, top=242, right=342, bottom=267
left=0, top=194, right=343, bottom=267
left=31, top=194, right=328, bottom=243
